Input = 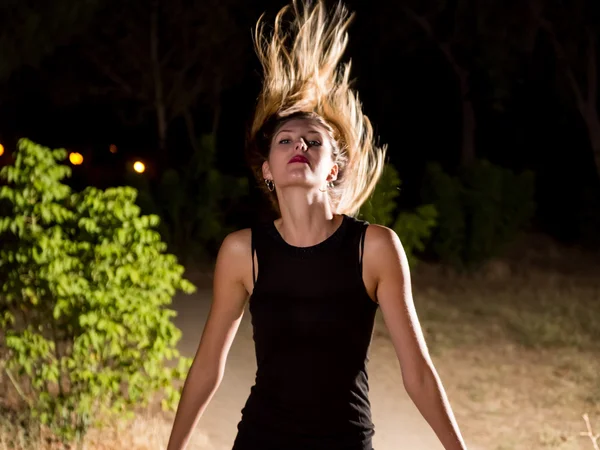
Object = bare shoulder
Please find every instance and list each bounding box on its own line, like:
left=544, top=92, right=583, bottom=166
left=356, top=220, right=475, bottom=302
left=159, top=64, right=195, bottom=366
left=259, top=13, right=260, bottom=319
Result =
left=363, top=224, right=409, bottom=281
left=220, top=228, right=252, bottom=255
left=215, top=228, right=254, bottom=295
left=364, top=224, right=405, bottom=257
left=364, top=223, right=400, bottom=248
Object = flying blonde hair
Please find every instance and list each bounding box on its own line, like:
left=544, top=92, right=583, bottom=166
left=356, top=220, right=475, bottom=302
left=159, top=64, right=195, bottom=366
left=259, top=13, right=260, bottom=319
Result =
left=247, top=0, right=386, bottom=217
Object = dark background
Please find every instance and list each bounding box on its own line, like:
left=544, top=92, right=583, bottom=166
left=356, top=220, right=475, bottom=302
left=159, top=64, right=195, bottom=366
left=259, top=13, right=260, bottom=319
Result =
left=1, top=0, right=599, bottom=246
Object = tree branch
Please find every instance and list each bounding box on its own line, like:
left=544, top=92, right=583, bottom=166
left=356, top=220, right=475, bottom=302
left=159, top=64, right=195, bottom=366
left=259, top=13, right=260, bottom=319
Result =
left=165, top=44, right=209, bottom=107
left=524, top=0, right=544, bottom=53
left=183, top=108, right=200, bottom=155
left=4, top=366, right=32, bottom=408
left=579, top=413, right=599, bottom=450
left=586, top=28, right=597, bottom=107
left=86, top=51, right=148, bottom=102
left=151, top=0, right=168, bottom=152
left=539, top=18, right=587, bottom=114
left=402, top=6, right=468, bottom=82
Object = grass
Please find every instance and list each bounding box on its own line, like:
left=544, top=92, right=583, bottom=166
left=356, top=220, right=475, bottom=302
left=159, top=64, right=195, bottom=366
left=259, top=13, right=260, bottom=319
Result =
left=420, top=273, right=600, bottom=353
left=408, top=234, right=600, bottom=449
left=1, top=233, right=599, bottom=449
left=0, top=410, right=207, bottom=450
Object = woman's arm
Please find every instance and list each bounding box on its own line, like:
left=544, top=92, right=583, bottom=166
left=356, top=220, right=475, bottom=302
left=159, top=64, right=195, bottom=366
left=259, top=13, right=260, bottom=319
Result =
left=166, top=230, right=251, bottom=450
left=364, top=225, right=468, bottom=450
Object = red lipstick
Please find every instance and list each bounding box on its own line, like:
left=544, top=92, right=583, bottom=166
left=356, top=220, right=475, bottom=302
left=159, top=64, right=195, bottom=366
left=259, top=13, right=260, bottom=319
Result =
left=288, top=155, right=309, bottom=164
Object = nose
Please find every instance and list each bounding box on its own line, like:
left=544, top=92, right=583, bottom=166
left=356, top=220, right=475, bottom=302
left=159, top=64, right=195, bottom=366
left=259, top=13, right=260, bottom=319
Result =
left=294, top=139, right=308, bottom=152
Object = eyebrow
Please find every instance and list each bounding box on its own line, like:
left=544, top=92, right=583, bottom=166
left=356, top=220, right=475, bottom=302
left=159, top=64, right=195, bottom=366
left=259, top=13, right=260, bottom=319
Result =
left=275, top=129, right=323, bottom=138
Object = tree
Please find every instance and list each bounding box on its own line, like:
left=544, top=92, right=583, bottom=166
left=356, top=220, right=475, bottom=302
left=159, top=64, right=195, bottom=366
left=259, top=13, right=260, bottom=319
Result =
left=358, top=164, right=438, bottom=266
left=527, top=0, right=600, bottom=181
left=0, top=139, right=195, bottom=444
left=376, top=0, right=530, bottom=168
left=395, top=0, right=480, bottom=167
left=0, top=0, right=104, bottom=82
left=78, top=0, right=249, bottom=159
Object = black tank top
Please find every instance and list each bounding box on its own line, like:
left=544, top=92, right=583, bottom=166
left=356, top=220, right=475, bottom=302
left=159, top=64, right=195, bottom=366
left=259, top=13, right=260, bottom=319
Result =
left=232, top=214, right=378, bottom=450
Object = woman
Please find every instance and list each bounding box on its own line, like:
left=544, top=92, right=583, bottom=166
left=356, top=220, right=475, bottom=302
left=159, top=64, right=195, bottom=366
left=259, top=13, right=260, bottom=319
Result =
left=167, top=1, right=467, bottom=449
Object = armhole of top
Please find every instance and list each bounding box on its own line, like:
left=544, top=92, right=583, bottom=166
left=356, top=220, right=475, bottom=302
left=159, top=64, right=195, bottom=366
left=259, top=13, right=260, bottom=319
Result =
left=251, top=228, right=257, bottom=288
left=358, top=223, right=368, bottom=276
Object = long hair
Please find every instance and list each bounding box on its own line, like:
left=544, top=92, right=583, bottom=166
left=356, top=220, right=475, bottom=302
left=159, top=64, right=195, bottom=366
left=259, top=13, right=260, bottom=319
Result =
left=246, top=0, right=386, bottom=217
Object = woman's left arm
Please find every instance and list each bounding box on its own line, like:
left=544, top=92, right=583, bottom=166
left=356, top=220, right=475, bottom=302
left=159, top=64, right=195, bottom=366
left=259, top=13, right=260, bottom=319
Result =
left=365, top=225, right=468, bottom=450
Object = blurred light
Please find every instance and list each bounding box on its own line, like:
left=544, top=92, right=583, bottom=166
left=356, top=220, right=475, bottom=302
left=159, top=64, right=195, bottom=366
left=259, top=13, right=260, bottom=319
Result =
left=0, top=143, right=4, bottom=156
left=133, top=161, right=145, bottom=173
left=109, top=144, right=118, bottom=154
left=69, top=152, right=84, bottom=165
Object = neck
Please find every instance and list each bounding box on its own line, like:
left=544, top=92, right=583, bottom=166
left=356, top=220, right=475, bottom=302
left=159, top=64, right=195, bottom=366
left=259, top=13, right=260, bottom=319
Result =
left=275, top=188, right=340, bottom=247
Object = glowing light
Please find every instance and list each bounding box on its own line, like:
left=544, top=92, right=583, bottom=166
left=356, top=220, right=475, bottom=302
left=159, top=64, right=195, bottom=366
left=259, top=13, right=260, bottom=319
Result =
left=69, top=152, right=84, bottom=165
left=0, top=144, right=4, bottom=156
left=109, top=144, right=118, bottom=154
left=133, top=161, right=145, bottom=173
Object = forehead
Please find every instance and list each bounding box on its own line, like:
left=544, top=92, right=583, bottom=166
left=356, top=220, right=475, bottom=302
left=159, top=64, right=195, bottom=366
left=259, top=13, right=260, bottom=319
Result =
left=275, top=117, right=328, bottom=135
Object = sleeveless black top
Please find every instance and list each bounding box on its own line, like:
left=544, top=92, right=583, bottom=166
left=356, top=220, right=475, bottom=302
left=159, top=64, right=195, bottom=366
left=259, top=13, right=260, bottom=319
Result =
left=232, top=214, right=378, bottom=450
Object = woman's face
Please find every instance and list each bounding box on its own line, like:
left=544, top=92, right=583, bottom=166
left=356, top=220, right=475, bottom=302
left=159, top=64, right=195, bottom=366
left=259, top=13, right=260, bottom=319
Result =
left=262, top=117, right=338, bottom=191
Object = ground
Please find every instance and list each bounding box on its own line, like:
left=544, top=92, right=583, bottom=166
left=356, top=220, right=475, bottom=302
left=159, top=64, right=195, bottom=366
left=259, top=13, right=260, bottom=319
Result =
left=163, top=270, right=600, bottom=450
left=1, top=234, right=599, bottom=449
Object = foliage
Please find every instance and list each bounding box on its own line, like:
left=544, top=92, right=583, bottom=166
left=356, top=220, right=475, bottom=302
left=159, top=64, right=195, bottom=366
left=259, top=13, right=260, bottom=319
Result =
left=423, top=160, right=535, bottom=268
left=0, top=139, right=195, bottom=445
left=0, top=0, right=105, bottom=81
left=358, top=164, right=438, bottom=265
left=129, top=133, right=248, bottom=264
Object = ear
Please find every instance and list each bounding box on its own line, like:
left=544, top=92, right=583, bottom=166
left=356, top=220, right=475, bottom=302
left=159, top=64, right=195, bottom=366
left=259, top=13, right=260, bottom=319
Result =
left=326, top=163, right=339, bottom=182
left=262, top=160, right=272, bottom=180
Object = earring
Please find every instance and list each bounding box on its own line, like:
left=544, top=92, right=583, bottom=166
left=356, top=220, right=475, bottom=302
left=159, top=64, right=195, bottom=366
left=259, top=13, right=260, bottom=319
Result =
left=264, top=178, right=275, bottom=192
left=318, top=181, right=334, bottom=192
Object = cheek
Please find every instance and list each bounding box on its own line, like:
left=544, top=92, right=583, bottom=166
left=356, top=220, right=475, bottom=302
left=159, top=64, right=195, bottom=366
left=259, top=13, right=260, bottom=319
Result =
left=316, top=148, right=336, bottom=169
left=269, top=147, right=283, bottom=162
left=267, top=149, right=287, bottom=173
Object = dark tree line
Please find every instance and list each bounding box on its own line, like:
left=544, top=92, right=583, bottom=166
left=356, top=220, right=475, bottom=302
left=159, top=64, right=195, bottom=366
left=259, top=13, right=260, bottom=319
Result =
left=1, top=0, right=599, bottom=245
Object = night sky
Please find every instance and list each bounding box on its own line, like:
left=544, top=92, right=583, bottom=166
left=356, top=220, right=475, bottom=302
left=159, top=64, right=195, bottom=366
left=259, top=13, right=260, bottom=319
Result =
left=1, top=0, right=599, bottom=245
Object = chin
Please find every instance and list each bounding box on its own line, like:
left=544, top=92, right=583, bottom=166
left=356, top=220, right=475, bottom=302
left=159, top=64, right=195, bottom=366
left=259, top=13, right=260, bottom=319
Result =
left=278, top=179, right=320, bottom=190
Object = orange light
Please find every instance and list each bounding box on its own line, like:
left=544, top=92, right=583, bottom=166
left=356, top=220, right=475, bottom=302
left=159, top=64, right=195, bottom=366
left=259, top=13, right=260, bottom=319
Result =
left=0, top=144, right=4, bottom=156
left=69, top=152, right=84, bottom=165
left=109, top=144, right=118, bottom=154
left=133, top=161, right=145, bottom=173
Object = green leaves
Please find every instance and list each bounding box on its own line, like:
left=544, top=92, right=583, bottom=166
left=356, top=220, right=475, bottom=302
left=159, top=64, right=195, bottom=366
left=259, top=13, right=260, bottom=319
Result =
left=0, top=139, right=196, bottom=445
left=358, top=164, right=438, bottom=265
left=423, top=160, right=535, bottom=268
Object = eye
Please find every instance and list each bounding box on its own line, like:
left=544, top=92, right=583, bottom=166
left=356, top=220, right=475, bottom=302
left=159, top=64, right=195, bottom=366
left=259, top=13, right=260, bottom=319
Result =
left=308, top=140, right=321, bottom=146
left=279, top=139, right=291, bottom=144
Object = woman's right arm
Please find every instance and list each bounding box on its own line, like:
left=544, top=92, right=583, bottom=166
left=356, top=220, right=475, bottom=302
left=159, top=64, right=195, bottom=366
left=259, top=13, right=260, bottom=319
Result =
left=166, top=230, right=251, bottom=450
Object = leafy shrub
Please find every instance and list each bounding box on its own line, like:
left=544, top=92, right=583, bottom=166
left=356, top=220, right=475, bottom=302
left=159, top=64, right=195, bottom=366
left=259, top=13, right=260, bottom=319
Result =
left=0, top=139, right=195, bottom=445
left=423, top=160, right=535, bottom=268
left=359, top=164, right=438, bottom=265
left=129, top=133, right=248, bottom=264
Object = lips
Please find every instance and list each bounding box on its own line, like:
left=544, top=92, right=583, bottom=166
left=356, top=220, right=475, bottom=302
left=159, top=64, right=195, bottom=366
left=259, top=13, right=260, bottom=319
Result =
left=288, top=155, right=309, bottom=164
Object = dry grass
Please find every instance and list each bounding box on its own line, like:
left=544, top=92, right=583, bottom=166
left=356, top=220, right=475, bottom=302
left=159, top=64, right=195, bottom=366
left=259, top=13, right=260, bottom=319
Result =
left=408, top=234, right=600, bottom=449
left=1, top=233, right=599, bottom=449
left=0, top=410, right=213, bottom=450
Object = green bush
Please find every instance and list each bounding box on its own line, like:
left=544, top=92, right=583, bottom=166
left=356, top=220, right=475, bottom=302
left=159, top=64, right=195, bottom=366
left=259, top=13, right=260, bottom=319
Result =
left=129, top=133, right=248, bottom=264
left=423, top=160, right=535, bottom=268
left=0, top=139, right=195, bottom=445
left=358, top=164, right=438, bottom=265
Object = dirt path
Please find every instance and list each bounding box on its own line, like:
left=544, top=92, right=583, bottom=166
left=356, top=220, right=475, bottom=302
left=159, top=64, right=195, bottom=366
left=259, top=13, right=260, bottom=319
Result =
left=171, top=289, right=452, bottom=450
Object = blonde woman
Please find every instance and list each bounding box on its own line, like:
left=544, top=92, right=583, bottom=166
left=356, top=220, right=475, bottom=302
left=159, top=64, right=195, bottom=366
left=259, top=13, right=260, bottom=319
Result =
left=167, top=1, right=467, bottom=449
